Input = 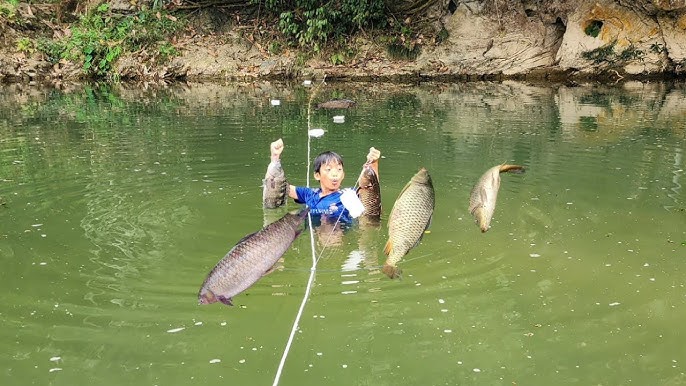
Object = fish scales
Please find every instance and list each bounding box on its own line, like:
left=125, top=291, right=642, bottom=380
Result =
left=469, top=164, right=524, bottom=232
left=383, top=168, right=435, bottom=278
left=263, top=160, right=288, bottom=209
left=356, top=164, right=381, bottom=218
left=198, top=209, right=307, bottom=306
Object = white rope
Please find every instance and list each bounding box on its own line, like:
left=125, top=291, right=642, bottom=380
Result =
left=272, top=77, right=325, bottom=386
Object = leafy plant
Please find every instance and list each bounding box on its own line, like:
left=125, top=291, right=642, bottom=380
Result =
left=158, top=42, right=177, bottom=62
left=16, top=37, right=33, bottom=53
left=650, top=43, right=666, bottom=54
left=618, top=45, right=644, bottom=62
left=584, top=20, right=603, bottom=38
left=582, top=42, right=616, bottom=64
left=330, top=52, right=345, bottom=65
left=0, top=0, right=18, bottom=21
left=582, top=41, right=645, bottom=65
left=260, top=0, right=386, bottom=50
left=36, top=4, right=184, bottom=78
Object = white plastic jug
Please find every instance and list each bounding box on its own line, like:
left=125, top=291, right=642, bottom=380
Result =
left=340, top=189, right=365, bottom=218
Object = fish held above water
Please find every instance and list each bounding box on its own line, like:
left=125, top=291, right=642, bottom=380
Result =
left=356, top=163, right=381, bottom=219
left=382, top=168, right=435, bottom=279
left=198, top=208, right=308, bottom=306
left=263, top=159, right=288, bottom=209
left=316, top=99, right=357, bottom=109
left=469, top=164, right=525, bottom=233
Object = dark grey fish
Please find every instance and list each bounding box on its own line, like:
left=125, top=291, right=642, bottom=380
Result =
left=316, top=99, right=357, bottom=109
left=198, top=208, right=308, bottom=306
left=356, top=163, right=381, bottom=219
left=263, top=160, right=288, bottom=209
left=382, top=168, right=435, bottom=279
left=468, top=164, right=525, bottom=232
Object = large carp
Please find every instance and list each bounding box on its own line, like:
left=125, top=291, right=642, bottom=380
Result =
left=356, top=163, right=381, bottom=219
left=198, top=208, right=308, bottom=306
left=382, top=168, right=435, bottom=279
left=263, top=159, right=288, bottom=209
left=468, top=164, right=525, bottom=233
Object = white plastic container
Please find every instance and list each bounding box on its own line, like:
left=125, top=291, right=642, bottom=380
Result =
left=308, top=128, right=325, bottom=138
left=340, top=188, right=365, bottom=218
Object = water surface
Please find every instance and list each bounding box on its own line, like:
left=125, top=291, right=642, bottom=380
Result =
left=0, top=80, right=685, bottom=385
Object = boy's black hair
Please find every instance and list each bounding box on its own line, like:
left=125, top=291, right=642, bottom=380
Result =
left=314, top=151, right=344, bottom=173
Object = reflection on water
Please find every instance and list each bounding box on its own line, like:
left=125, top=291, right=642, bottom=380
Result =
left=0, top=80, right=684, bottom=386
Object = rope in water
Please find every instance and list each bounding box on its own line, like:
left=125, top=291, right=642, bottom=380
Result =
left=272, top=77, right=326, bottom=386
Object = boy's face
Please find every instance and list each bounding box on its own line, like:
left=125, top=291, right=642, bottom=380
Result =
left=315, top=160, right=345, bottom=193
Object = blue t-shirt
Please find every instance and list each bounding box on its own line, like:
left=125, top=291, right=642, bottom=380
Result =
left=295, top=186, right=352, bottom=223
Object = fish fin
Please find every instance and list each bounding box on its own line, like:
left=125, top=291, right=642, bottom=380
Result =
left=217, top=295, right=234, bottom=306
left=263, top=263, right=278, bottom=276
left=382, top=264, right=402, bottom=279
left=383, top=239, right=393, bottom=256
left=499, top=164, right=525, bottom=174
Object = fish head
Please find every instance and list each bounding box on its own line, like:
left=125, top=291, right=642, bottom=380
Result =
left=359, top=164, right=379, bottom=188
left=198, top=288, right=218, bottom=305
left=411, top=168, right=432, bottom=185
left=472, top=206, right=491, bottom=232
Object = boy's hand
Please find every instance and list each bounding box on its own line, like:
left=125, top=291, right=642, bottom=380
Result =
left=271, top=138, right=284, bottom=161
left=366, top=147, right=380, bottom=164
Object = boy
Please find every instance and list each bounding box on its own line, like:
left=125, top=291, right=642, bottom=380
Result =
left=269, top=138, right=380, bottom=223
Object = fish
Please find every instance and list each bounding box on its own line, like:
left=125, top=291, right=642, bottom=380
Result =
left=316, top=99, right=357, bottom=109
left=468, top=164, right=525, bottom=233
left=382, top=168, right=435, bottom=279
left=262, top=159, right=288, bottom=209
left=198, top=208, right=308, bottom=306
left=356, top=163, right=381, bottom=219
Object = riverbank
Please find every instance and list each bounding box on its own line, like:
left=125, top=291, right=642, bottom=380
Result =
left=2, top=0, right=686, bottom=84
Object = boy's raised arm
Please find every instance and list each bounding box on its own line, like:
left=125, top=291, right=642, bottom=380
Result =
left=270, top=138, right=284, bottom=161
left=366, top=147, right=381, bottom=178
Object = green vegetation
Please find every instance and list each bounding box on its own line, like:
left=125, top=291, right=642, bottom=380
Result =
left=3, top=0, right=432, bottom=79
left=255, top=0, right=387, bottom=52
left=36, top=3, right=183, bottom=79
left=650, top=43, right=666, bottom=54
left=16, top=37, right=33, bottom=53
left=581, top=42, right=616, bottom=64
left=387, top=39, right=421, bottom=60
left=584, top=20, right=603, bottom=38
left=582, top=41, right=645, bottom=65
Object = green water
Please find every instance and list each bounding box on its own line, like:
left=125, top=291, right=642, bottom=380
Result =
left=1, top=81, right=685, bottom=385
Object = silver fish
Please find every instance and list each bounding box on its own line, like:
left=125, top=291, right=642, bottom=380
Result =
left=468, top=164, right=525, bottom=232
left=382, top=168, right=435, bottom=279
left=198, top=208, right=308, bottom=306
left=263, top=160, right=288, bottom=209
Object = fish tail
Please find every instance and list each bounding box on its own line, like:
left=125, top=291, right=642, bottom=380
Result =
left=382, top=264, right=402, bottom=279
left=499, top=164, right=525, bottom=174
